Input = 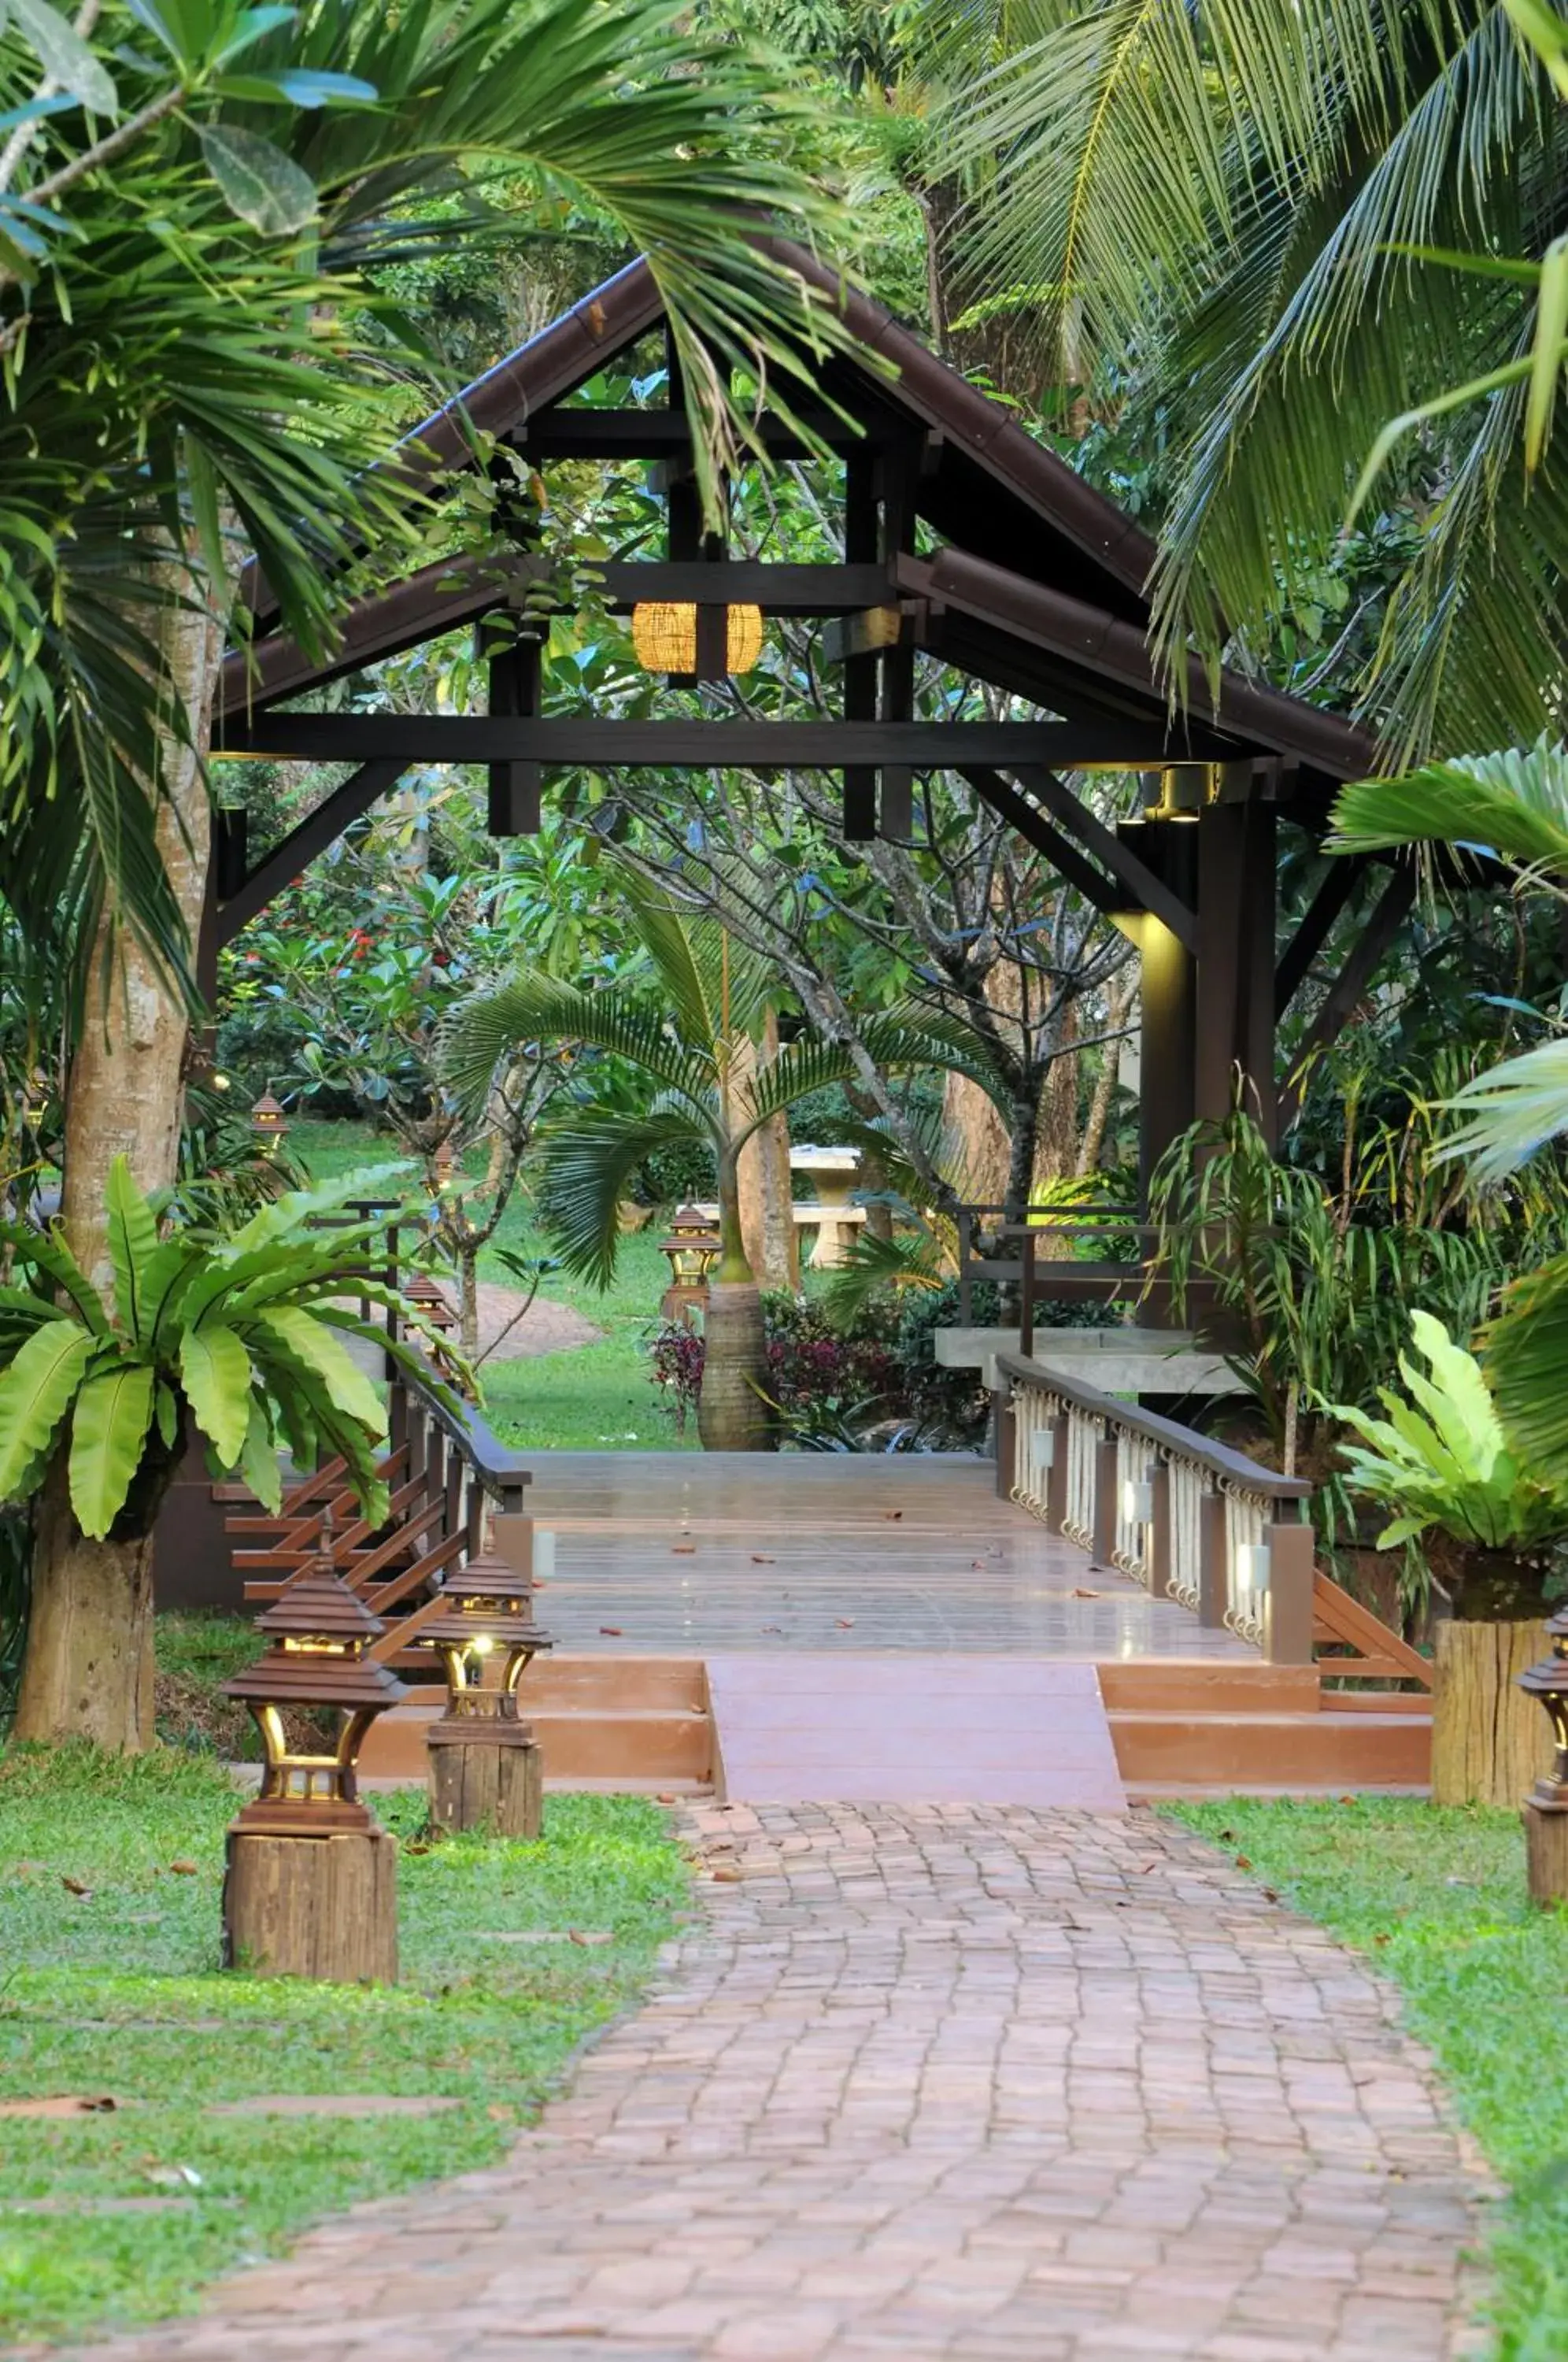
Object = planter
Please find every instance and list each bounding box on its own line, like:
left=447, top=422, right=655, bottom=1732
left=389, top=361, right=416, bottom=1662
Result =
left=1432, top=1618, right=1553, bottom=1806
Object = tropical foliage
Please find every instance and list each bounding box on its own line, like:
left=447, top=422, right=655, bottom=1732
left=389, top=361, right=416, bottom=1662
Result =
left=0, top=1160, right=456, bottom=1536
left=1328, top=1311, right=1568, bottom=1553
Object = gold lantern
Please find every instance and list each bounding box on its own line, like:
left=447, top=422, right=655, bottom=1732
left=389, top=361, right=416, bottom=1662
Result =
left=418, top=1549, right=553, bottom=1720
left=631, top=602, right=764, bottom=676
left=250, top=1089, right=289, bottom=1154
left=659, top=1203, right=722, bottom=1323
left=223, top=1534, right=405, bottom=1836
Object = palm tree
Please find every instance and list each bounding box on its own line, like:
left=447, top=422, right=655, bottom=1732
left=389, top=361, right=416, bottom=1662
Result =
left=935, top=0, right=1568, bottom=760
left=1327, top=742, right=1568, bottom=1485
left=2, top=0, right=859, bottom=1745
left=443, top=871, right=1004, bottom=1449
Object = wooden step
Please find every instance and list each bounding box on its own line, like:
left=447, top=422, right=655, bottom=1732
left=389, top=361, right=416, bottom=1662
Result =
left=1110, top=1706, right=1430, bottom=1794
left=356, top=1655, right=713, bottom=1786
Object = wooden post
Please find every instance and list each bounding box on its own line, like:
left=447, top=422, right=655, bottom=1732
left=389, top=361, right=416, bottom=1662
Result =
left=223, top=1827, right=398, bottom=1983
left=427, top=1710, right=543, bottom=1838
left=1091, top=1438, right=1118, bottom=1566
left=1147, top=1463, right=1172, bottom=1601
left=993, top=1382, right=1015, bottom=1500
left=1197, top=1488, right=1228, bottom=1628
left=1261, top=1518, right=1315, bottom=1665
left=1524, top=1794, right=1568, bottom=1905
left=1433, top=1620, right=1551, bottom=1806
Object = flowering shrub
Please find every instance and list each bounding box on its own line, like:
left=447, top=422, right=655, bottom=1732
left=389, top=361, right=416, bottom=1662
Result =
left=652, top=1293, right=913, bottom=1438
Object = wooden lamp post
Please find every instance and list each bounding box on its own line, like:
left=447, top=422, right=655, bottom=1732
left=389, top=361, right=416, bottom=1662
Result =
left=1519, top=1606, right=1568, bottom=1902
left=658, top=1205, right=721, bottom=1325
left=420, top=1548, right=554, bottom=1838
left=221, top=1530, right=405, bottom=1982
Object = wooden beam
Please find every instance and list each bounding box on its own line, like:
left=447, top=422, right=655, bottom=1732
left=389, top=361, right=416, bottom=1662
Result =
left=1275, top=855, right=1366, bottom=1016
left=600, top=561, right=893, bottom=613
left=215, top=761, right=406, bottom=944
left=877, top=439, right=920, bottom=842
left=516, top=409, right=864, bottom=458
left=1007, top=767, right=1198, bottom=953
left=483, top=621, right=542, bottom=837
left=218, top=716, right=1196, bottom=769
left=1281, top=867, right=1417, bottom=1124
left=960, top=768, right=1125, bottom=917
left=841, top=446, right=879, bottom=842
left=819, top=606, right=908, bottom=665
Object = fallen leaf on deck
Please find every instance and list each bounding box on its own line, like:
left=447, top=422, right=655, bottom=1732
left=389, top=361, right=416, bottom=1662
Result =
left=834, top=1617, right=856, bottom=1628
left=60, top=1876, right=92, bottom=1897
left=1234, top=1854, right=1252, bottom=1871
left=882, top=1509, right=903, bottom=1520
left=1261, top=1886, right=1281, bottom=1903
left=751, top=1553, right=775, bottom=1563
left=656, top=1792, right=677, bottom=1803
left=971, top=1560, right=986, bottom=1569
left=760, top=1624, right=782, bottom=1635
left=1070, top=1587, right=1100, bottom=1599
left=598, top=1625, right=623, bottom=1636
left=711, top=1868, right=742, bottom=1883
left=672, top=1545, right=695, bottom=1555
left=167, top=1860, right=199, bottom=1876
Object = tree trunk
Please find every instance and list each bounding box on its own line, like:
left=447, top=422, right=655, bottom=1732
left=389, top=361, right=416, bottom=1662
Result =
left=1078, top=976, right=1137, bottom=1177
left=697, top=1280, right=774, bottom=1451
left=733, top=1022, right=797, bottom=1293
left=460, top=1244, right=480, bottom=1361
left=14, top=552, right=224, bottom=1752
left=943, top=1067, right=1013, bottom=1204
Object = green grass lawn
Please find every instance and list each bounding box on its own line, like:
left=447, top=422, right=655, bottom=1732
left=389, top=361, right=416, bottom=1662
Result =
left=0, top=1746, right=687, bottom=2347
left=1169, top=1798, right=1568, bottom=2361
left=290, top=1118, right=694, bottom=1452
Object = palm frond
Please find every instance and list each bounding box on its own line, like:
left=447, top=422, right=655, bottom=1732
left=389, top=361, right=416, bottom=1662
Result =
left=441, top=970, right=713, bottom=1115
left=1329, top=741, right=1568, bottom=868
left=537, top=1105, right=711, bottom=1289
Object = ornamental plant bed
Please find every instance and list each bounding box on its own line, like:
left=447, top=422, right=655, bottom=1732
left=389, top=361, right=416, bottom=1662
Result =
left=0, top=1746, right=686, bottom=2347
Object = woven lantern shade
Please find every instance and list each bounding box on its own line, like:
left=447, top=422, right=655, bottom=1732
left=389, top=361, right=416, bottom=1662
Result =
left=631, top=602, right=764, bottom=676
left=224, top=1531, right=405, bottom=1835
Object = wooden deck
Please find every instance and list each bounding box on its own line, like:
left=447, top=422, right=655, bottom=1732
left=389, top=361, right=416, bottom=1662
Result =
left=520, top=1451, right=1254, bottom=1660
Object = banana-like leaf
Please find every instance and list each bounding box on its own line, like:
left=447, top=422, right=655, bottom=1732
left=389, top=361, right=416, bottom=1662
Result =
left=104, top=1155, right=161, bottom=1342
left=1329, top=742, right=1568, bottom=868
left=0, top=1219, right=109, bottom=1335
left=179, top=1321, right=254, bottom=1469
left=68, top=1363, right=156, bottom=1539
left=239, top=1395, right=283, bottom=1515
left=442, top=969, right=711, bottom=1116
left=247, top=1305, right=388, bottom=1441
left=139, top=1236, right=204, bottom=1347
left=220, top=1163, right=415, bottom=1259
left=0, top=1320, right=93, bottom=1501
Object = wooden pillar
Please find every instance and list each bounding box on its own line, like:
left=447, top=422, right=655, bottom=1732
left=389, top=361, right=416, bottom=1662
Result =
left=875, top=439, right=919, bottom=842
left=1197, top=1488, right=1228, bottom=1628
left=223, top=1827, right=398, bottom=1983
left=993, top=1382, right=1015, bottom=1498
left=842, top=448, right=878, bottom=842
left=484, top=622, right=542, bottom=838
left=1196, top=784, right=1277, bottom=1143
left=427, top=1709, right=543, bottom=1839
left=1091, top=1438, right=1118, bottom=1565
left=1261, top=1518, right=1315, bottom=1665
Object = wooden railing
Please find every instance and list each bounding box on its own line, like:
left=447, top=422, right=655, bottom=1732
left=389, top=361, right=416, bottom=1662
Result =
left=994, top=1349, right=1433, bottom=1685
left=956, top=1205, right=1149, bottom=1346
left=997, top=1348, right=1315, bottom=1664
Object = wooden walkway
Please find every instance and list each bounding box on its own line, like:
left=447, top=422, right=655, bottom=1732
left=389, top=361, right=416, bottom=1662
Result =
left=521, top=1453, right=1251, bottom=1661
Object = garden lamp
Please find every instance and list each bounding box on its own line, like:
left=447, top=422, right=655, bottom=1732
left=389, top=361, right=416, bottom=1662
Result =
left=631, top=602, right=764, bottom=678
left=223, top=1522, right=405, bottom=1836
left=250, top=1088, right=289, bottom=1155
left=433, top=1137, right=458, bottom=1191
left=417, top=1547, right=554, bottom=1721
left=659, top=1204, right=722, bottom=1324
left=1520, top=1606, right=1568, bottom=1801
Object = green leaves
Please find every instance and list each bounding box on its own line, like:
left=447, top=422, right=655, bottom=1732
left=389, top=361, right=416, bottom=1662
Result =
left=104, top=1157, right=161, bottom=1344
left=1329, top=742, right=1568, bottom=871
left=0, top=1323, right=94, bottom=1505
left=177, top=1324, right=252, bottom=1468
left=1486, top=1256, right=1568, bottom=1492
left=68, top=1366, right=156, bottom=1540
left=9, top=0, right=118, bottom=113
left=197, top=127, right=318, bottom=235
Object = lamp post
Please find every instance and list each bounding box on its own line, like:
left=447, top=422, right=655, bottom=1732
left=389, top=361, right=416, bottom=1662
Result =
left=250, top=1089, right=289, bottom=1157
left=220, top=1527, right=405, bottom=1981
left=1519, top=1606, right=1568, bottom=1902
left=420, top=1547, right=555, bottom=1837
left=658, top=1204, right=721, bottom=1325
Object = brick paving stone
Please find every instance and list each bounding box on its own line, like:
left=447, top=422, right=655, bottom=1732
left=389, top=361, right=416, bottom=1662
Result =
left=55, top=1805, right=1491, bottom=2362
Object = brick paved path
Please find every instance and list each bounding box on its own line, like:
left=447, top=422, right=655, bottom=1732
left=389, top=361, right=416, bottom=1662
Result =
left=64, top=1805, right=1488, bottom=2362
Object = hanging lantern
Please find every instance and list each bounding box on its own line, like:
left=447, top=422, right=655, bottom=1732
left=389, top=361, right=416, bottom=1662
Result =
left=631, top=603, right=764, bottom=676
left=250, top=1090, right=289, bottom=1154
left=658, top=1204, right=722, bottom=1324
left=420, top=1546, right=555, bottom=1835
left=223, top=1528, right=405, bottom=1837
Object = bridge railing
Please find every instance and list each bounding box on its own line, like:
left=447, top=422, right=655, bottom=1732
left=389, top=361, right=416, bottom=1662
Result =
left=994, top=1348, right=1315, bottom=1664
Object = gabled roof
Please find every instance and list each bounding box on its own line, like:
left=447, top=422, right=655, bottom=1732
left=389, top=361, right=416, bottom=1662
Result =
left=224, top=235, right=1377, bottom=809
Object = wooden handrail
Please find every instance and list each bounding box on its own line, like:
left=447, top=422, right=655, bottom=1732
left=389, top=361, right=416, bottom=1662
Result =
left=995, top=1349, right=1315, bottom=1664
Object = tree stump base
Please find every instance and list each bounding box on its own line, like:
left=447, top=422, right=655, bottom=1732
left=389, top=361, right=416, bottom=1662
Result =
left=1432, top=1618, right=1552, bottom=1806
left=427, top=1716, right=543, bottom=1838
left=223, top=1825, right=398, bottom=1983
left=1524, top=1789, right=1568, bottom=1905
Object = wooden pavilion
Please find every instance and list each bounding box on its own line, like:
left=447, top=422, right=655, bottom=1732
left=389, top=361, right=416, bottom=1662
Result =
left=210, top=237, right=1403, bottom=1204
